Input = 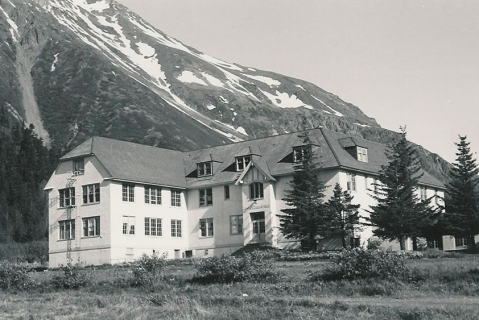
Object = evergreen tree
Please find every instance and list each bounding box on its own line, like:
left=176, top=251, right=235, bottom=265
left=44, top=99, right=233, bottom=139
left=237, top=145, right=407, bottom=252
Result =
left=326, top=183, right=361, bottom=248
left=445, top=136, right=479, bottom=252
left=367, top=127, right=436, bottom=250
left=278, top=129, right=329, bottom=251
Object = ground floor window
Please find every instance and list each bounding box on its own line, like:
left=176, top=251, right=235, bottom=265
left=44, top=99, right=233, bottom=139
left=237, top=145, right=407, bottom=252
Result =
left=59, top=219, right=75, bottom=240
left=230, top=215, right=243, bottom=235
left=200, top=218, right=214, bottom=237
left=251, top=212, right=265, bottom=234
left=171, top=219, right=182, bottom=237
left=455, top=236, right=468, bottom=247
left=122, top=216, right=135, bottom=235
left=82, top=216, right=100, bottom=237
left=145, top=217, right=162, bottom=236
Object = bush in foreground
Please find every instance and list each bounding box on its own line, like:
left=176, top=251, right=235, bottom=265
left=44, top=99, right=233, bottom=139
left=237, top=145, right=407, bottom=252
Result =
left=51, top=263, right=92, bottom=289
left=193, top=251, right=277, bottom=284
left=0, top=261, right=33, bottom=290
left=131, top=253, right=168, bottom=290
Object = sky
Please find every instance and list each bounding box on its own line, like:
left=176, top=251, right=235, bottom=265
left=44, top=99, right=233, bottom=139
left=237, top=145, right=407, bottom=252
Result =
left=116, top=0, right=479, bottom=163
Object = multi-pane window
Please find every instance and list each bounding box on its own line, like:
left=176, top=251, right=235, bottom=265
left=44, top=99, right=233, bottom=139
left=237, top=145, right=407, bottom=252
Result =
left=82, top=216, right=100, bottom=237
left=230, top=215, right=243, bottom=235
left=199, top=188, right=213, bottom=206
left=197, top=162, right=213, bottom=177
left=171, top=219, right=182, bottom=237
left=251, top=212, right=265, bottom=234
left=427, top=238, right=440, bottom=249
left=59, top=219, right=75, bottom=240
left=455, top=237, right=468, bottom=247
left=122, top=184, right=134, bottom=202
left=145, top=217, right=162, bottom=236
left=420, top=187, right=427, bottom=201
left=59, top=187, right=75, bottom=208
left=347, top=173, right=356, bottom=191
left=199, top=218, right=214, bottom=237
left=82, top=184, right=100, bottom=204
left=122, top=216, right=135, bottom=235
left=357, top=147, right=368, bottom=163
left=235, top=155, right=251, bottom=171
left=293, top=146, right=310, bottom=162
left=145, top=186, right=161, bottom=205
left=171, top=190, right=181, bottom=207
left=250, top=182, right=264, bottom=199
left=224, top=185, right=230, bottom=200
left=74, top=159, right=85, bottom=175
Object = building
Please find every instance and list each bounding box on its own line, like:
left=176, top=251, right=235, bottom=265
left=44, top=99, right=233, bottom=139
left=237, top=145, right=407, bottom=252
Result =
left=45, top=128, right=455, bottom=267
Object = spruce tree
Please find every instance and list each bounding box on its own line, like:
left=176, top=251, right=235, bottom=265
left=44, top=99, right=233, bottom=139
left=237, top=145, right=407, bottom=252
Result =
left=368, top=127, right=436, bottom=250
left=278, top=129, right=328, bottom=251
left=445, top=136, right=479, bottom=252
left=326, top=183, right=361, bottom=248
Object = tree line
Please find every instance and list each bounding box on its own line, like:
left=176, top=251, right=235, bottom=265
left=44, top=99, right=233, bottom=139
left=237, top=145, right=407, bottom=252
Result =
left=279, top=128, right=479, bottom=252
left=0, top=106, right=60, bottom=243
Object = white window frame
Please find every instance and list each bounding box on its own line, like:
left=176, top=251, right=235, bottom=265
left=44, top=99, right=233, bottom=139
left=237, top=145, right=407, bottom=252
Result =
left=250, top=182, right=264, bottom=200
left=420, top=187, right=427, bottom=201
left=199, top=218, right=214, bottom=237
left=293, top=146, right=310, bottom=162
left=122, top=184, right=134, bottom=202
left=82, top=183, right=100, bottom=204
left=230, top=215, right=243, bottom=235
left=235, top=155, right=251, bottom=171
left=347, top=173, right=356, bottom=192
left=145, top=217, right=162, bottom=237
left=59, top=187, right=76, bottom=208
left=171, top=219, right=182, bottom=237
left=199, top=188, right=213, bottom=206
left=144, top=186, right=161, bottom=205
left=171, top=189, right=181, bottom=207
left=197, top=162, right=213, bottom=177
left=251, top=212, right=266, bottom=234
left=455, top=236, right=468, bottom=247
left=59, top=219, right=75, bottom=240
left=82, top=216, right=100, bottom=237
left=122, top=216, right=135, bottom=235
left=73, top=159, right=85, bottom=175
left=357, top=147, right=368, bottom=163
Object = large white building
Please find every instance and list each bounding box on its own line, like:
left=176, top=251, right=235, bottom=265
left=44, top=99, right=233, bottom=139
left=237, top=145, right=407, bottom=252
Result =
left=45, top=128, right=460, bottom=267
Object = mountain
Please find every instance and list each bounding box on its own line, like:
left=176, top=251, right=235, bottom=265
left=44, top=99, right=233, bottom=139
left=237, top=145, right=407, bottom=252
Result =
left=0, top=0, right=450, bottom=182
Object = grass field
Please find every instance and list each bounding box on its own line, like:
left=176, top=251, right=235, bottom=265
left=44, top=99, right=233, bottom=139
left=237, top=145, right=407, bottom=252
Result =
left=1, top=254, right=479, bottom=320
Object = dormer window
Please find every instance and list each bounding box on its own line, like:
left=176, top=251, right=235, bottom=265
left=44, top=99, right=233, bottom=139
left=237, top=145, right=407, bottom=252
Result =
left=357, top=147, right=368, bottom=163
left=236, top=156, right=251, bottom=171
left=74, top=159, right=84, bottom=175
left=293, top=146, right=310, bottom=162
left=197, top=161, right=213, bottom=177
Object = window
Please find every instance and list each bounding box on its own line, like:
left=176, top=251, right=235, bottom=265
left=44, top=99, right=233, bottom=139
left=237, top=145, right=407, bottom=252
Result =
left=200, top=218, right=214, bottom=237
left=435, top=190, right=440, bottom=205
left=122, top=216, right=135, bottom=235
left=122, top=184, right=134, bottom=202
left=251, top=212, right=265, bottom=234
left=59, top=219, right=75, bottom=240
left=455, top=236, right=468, bottom=247
left=420, top=187, right=427, bottom=201
left=73, top=159, right=84, bottom=175
left=145, top=186, right=161, bottom=205
left=347, top=173, right=356, bottom=191
left=357, top=147, right=368, bottom=163
left=199, top=188, right=213, bottom=206
left=197, top=162, right=213, bottom=177
left=224, top=185, right=230, bottom=200
left=230, top=215, right=243, bottom=235
left=293, top=146, right=310, bottom=162
left=59, top=187, right=75, bottom=208
left=250, top=182, right=264, bottom=199
left=145, top=217, right=162, bottom=236
left=82, top=216, right=100, bottom=237
left=427, top=238, right=440, bottom=249
left=171, top=219, right=182, bottom=237
left=171, top=189, right=181, bottom=207
left=82, top=184, right=100, bottom=204
left=235, top=155, right=251, bottom=171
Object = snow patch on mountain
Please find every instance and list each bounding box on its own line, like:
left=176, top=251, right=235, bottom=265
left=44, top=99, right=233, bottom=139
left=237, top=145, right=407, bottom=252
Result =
left=236, top=127, right=247, bottom=136
left=354, top=123, right=370, bottom=128
left=260, top=89, right=313, bottom=110
left=7, top=0, right=16, bottom=8
left=72, top=0, right=110, bottom=12
left=202, top=73, right=224, bottom=87
left=295, top=84, right=306, bottom=91
left=137, top=42, right=155, bottom=57
left=51, top=53, right=59, bottom=72
left=0, top=5, right=19, bottom=41
left=243, top=74, right=280, bottom=86
left=311, top=95, right=344, bottom=117
left=177, top=71, right=207, bottom=85
left=206, top=104, right=216, bottom=110
left=248, top=68, right=256, bottom=72
left=219, top=96, right=229, bottom=104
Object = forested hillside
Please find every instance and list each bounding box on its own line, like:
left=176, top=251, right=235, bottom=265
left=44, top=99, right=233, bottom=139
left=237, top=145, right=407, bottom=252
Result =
left=0, top=106, right=60, bottom=243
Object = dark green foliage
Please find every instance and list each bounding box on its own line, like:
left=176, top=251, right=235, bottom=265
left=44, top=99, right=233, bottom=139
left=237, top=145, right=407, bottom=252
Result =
left=51, top=263, right=92, bottom=290
left=193, top=251, right=277, bottom=284
left=131, top=253, right=168, bottom=290
left=0, top=261, right=33, bottom=290
left=278, top=129, right=328, bottom=251
left=445, top=136, right=479, bottom=252
left=367, top=128, right=438, bottom=250
left=326, top=183, right=361, bottom=248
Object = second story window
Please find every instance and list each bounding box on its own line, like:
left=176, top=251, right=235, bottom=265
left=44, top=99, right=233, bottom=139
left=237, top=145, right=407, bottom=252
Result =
left=199, top=188, right=213, bottom=206
left=420, top=187, right=427, bottom=201
left=122, top=184, right=134, bottom=202
left=250, top=182, right=264, bottom=200
left=145, top=186, right=161, bottom=205
left=347, top=173, right=356, bottom=192
left=83, top=184, right=100, bottom=204
left=197, top=162, right=213, bottom=177
left=171, top=189, right=181, bottom=207
left=82, top=216, right=100, bottom=237
left=293, top=146, right=310, bottom=162
left=357, top=147, right=368, bottom=163
left=59, top=187, right=75, bottom=208
left=224, top=185, right=230, bottom=200
left=235, top=155, right=251, bottom=171
left=74, top=159, right=85, bottom=175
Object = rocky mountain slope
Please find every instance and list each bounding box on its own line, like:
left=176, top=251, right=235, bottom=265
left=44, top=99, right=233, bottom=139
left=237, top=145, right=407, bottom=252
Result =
left=0, top=0, right=450, bottom=182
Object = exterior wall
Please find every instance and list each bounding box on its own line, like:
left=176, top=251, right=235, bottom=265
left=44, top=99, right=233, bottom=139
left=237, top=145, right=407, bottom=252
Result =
left=186, top=183, right=244, bottom=257
left=48, top=156, right=112, bottom=267
left=109, top=182, right=188, bottom=262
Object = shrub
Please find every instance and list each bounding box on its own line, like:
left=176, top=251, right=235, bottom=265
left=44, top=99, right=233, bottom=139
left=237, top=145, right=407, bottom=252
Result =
left=277, top=251, right=339, bottom=261
left=51, top=263, right=91, bottom=289
left=131, top=253, right=167, bottom=290
left=0, top=261, right=33, bottom=290
left=193, top=251, right=277, bottom=284
left=366, top=237, right=382, bottom=250
left=321, top=248, right=407, bottom=281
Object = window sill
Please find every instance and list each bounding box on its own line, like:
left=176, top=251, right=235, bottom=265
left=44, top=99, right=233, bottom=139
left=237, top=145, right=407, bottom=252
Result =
left=145, top=235, right=163, bottom=237
left=199, top=236, right=214, bottom=239
left=81, top=236, right=101, bottom=239
left=57, top=239, right=75, bottom=242
left=144, top=203, right=162, bottom=206
left=82, top=202, right=100, bottom=207
left=58, top=206, right=76, bottom=210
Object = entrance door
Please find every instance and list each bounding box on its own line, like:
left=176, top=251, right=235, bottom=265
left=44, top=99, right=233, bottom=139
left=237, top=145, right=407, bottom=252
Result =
left=251, top=212, right=265, bottom=243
